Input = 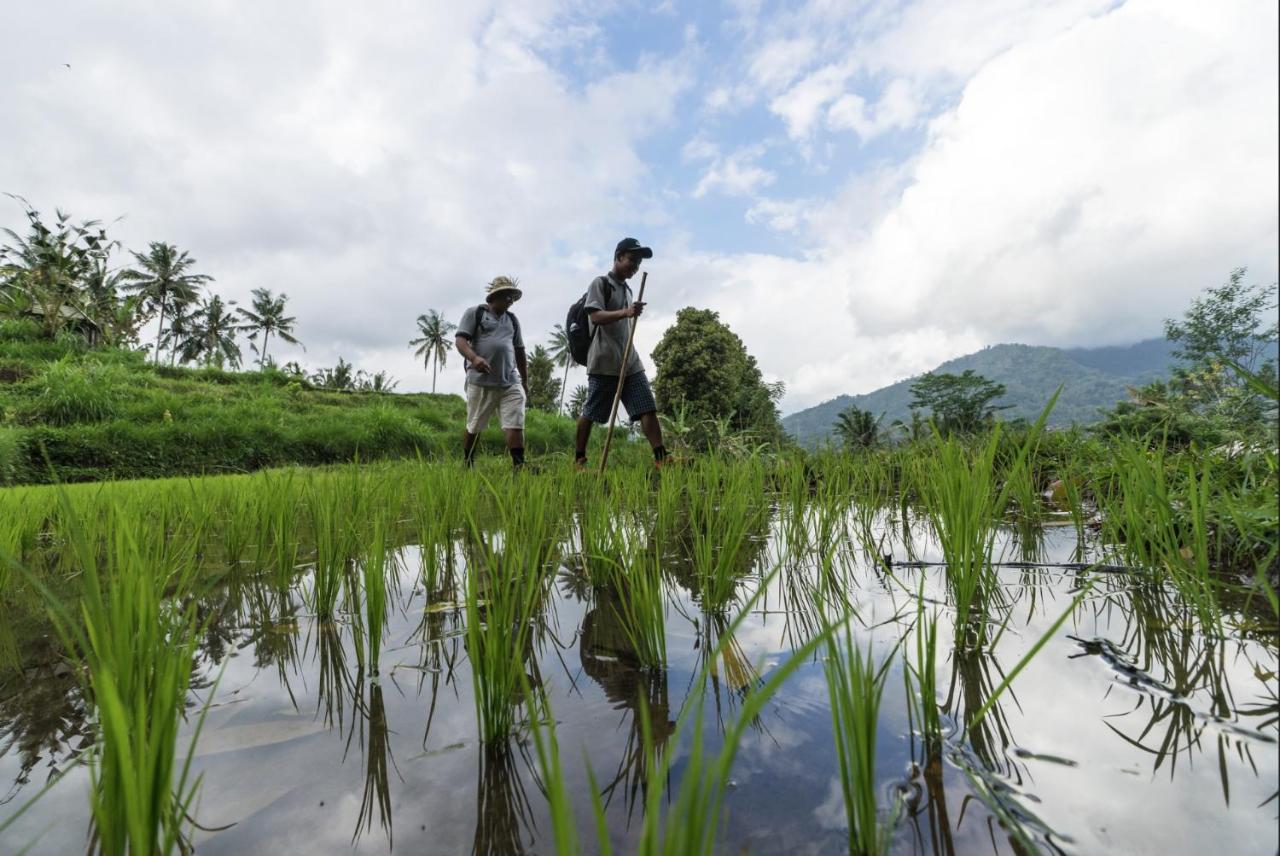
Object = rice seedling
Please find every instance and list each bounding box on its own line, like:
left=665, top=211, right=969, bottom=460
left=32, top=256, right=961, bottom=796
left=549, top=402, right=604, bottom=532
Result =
left=684, top=461, right=768, bottom=613
left=917, top=393, right=1058, bottom=648
left=605, top=545, right=668, bottom=671
left=19, top=494, right=211, bottom=855
left=915, top=433, right=1004, bottom=647
left=1097, top=440, right=1225, bottom=631
left=306, top=482, right=354, bottom=618
left=824, top=618, right=900, bottom=856
left=463, top=479, right=559, bottom=744
left=357, top=517, right=390, bottom=676
left=905, top=590, right=943, bottom=748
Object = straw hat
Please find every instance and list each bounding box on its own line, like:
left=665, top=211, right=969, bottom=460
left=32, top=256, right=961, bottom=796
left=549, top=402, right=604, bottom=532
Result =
left=485, top=276, right=522, bottom=302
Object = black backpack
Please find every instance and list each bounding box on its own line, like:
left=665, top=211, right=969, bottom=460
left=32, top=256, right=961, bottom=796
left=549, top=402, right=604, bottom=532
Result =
left=565, top=279, right=613, bottom=366
left=463, top=304, right=521, bottom=370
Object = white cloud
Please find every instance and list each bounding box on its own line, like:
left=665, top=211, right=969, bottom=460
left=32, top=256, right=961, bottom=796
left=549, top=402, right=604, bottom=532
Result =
left=841, top=0, right=1279, bottom=347
left=2, top=0, right=1274, bottom=418
left=0, top=0, right=692, bottom=396
left=692, top=146, right=776, bottom=198
left=747, top=37, right=818, bottom=91
left=827, top=78, right=922, bottom=141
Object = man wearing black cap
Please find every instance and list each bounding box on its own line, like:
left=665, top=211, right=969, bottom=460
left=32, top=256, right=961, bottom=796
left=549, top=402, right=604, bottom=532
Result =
left=574, top=238, right=668, bottom=469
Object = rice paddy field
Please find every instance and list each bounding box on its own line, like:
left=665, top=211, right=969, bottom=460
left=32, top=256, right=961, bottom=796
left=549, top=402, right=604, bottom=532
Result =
left=0, top=428, right=1276, bottom=854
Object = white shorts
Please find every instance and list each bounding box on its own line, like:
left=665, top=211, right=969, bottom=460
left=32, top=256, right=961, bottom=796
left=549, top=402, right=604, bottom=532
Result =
left=465, top=381, right=526, bottom=433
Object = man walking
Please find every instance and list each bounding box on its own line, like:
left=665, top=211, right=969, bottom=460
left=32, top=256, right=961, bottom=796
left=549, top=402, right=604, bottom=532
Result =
left=455, top=276, right=529, bottom=469
left=574, top=238, right=668, bottom=469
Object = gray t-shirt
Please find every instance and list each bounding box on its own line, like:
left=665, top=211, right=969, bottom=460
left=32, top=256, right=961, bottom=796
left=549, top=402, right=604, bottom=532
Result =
left=584, top=273, right=643, bottom=377
left=457, top=304, right=524, bottom=388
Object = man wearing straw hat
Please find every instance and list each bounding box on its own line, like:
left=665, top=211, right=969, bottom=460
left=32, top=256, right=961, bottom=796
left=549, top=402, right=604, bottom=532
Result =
left=573, top=238, right=668, bottom=470
left=454, top=276, right=529, bottom=469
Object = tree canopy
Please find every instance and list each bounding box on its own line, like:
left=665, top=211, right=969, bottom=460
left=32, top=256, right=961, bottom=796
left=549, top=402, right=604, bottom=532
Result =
left=1163, top=267, right=1278, bottom=377
left=908, top=369, right=1008, bottom=434
left=651, top=307, right=781, bottom=445
left=525, top=344, right=561, bottom=413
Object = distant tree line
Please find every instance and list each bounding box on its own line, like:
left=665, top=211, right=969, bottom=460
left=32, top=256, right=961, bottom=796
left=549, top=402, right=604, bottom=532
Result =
left=831, top=269, right=1278, bottom=451
left=0, top=199, right=403, bottom=393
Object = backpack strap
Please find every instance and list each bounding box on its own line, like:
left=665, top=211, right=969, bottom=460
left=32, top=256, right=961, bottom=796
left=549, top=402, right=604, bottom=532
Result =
left=468, top=304, right=487, bottom=341
left=470, top=304, right=521, bottom=347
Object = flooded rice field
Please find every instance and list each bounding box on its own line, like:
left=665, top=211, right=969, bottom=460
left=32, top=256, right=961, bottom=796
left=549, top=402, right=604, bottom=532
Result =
left=0, top=459, right=1276, bottom=854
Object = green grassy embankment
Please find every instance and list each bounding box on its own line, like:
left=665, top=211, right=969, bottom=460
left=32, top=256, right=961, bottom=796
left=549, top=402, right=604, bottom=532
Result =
left=0, top=330, right=594, bottom=484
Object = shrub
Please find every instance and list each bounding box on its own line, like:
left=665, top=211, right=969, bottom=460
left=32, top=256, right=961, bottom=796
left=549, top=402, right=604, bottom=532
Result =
left=0, top=426, right=24, bottom=483
left=30, top=360, right=132, bottom=426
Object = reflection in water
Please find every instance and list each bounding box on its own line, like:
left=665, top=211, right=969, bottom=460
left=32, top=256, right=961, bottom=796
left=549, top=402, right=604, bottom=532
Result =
left=1, top=491, right=1277, bottom=855
left=352, top=680, right=399, bottom=848
left=472, top=741, right=536, bottom=856
left=579, top=585, right=675, bottom=820
left=1076, top=573, right=1280, bottom=806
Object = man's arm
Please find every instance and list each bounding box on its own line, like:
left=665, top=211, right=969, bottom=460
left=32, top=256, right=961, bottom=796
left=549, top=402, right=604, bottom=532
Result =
left=455, top=335, right=490, bottom=373
left=515, top=347, right=529, bottom=395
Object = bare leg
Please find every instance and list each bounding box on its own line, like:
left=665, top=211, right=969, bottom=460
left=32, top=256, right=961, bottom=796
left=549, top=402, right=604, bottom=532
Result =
left=463, top=431, right=479, bottom=466
left=574, top=417, right=593, bottom=458
left=503, top=428, right=524, bottom=449
left=638, top=411, right=664, bottom=450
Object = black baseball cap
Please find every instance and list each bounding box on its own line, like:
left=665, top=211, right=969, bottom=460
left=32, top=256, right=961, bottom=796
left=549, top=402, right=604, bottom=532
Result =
left=614, top=237, right=653, bottom=259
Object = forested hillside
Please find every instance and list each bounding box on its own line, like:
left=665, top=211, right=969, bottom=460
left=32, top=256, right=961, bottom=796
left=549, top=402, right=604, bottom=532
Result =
left=783, top=338, right=1177, bottom=443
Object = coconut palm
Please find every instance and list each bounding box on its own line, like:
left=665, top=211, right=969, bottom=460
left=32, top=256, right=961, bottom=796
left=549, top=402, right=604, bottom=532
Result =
left=567, top=384, right=589, bottom=419
left=409, top=310, right=456, bottom=393
left=236, top=287, right=303, bottom=369
left=179, top=295, right=243, bottom=368
left=834, top=405, right=882, bottom=450
left=120, top=241, right=212, bottom=364
left=547, top=323, right=574, bottom=414
left=162, top=300, right=195, bottom=365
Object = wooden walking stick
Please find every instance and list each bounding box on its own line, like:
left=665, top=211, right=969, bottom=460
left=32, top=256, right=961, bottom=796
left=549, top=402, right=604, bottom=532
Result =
left=598, top=271, right=647, bottom=474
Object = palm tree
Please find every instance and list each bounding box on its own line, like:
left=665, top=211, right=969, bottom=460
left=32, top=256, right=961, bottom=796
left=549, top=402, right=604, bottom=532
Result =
left=567, top=384, right=589, bottom=419
left=119, top=242, right=212, bottom=364
left=409, top=310, right=456, bottom=393
left=180, top=295, right=243, bottom=368
left=162, top=300, right=195, bottom=365
left=237, top=287, right=303, bottom=369
left=834, top=405, right=883, bottom=450
left=547, top=323, right=574, bottom=413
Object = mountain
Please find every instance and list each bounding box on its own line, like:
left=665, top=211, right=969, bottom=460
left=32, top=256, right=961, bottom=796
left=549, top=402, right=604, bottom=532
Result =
left=783, top=338, right=1178, bottom=444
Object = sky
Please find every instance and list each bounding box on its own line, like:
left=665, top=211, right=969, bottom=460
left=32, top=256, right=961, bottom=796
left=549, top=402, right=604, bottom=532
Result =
left=2, top=0, right=1276, bottom=413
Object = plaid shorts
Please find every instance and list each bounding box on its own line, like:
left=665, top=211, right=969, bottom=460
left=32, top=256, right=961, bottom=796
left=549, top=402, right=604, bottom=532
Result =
left=581, top=371, right=658, bottom=424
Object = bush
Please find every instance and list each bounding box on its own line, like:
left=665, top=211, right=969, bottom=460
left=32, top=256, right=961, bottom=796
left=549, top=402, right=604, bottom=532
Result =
left=0, top=426, right=24, bottom=483
left=29, top=359, right=133, bottom=426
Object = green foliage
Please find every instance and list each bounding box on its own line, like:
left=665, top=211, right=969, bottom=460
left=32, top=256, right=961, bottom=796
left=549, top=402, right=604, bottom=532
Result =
left=1100, top=274, right=1279, bottom=449
left=0, top=426, right=22, bottom=484
left=1164, top=267, right=1278, bottom=375
left=834, top=404, right=882, bottom=450
left=176, top=294, right=243, bottom=368
left=823, top=630, right=898, bottom=855
left=908, top=369, right=1008, bottom=435
left=525, top=344, right=561, bottom=413
left=29, top=359, right=131, bottom=426
left=651, top=307, right=780, bottom=447
left=0, top=200, right=115, bottom=340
